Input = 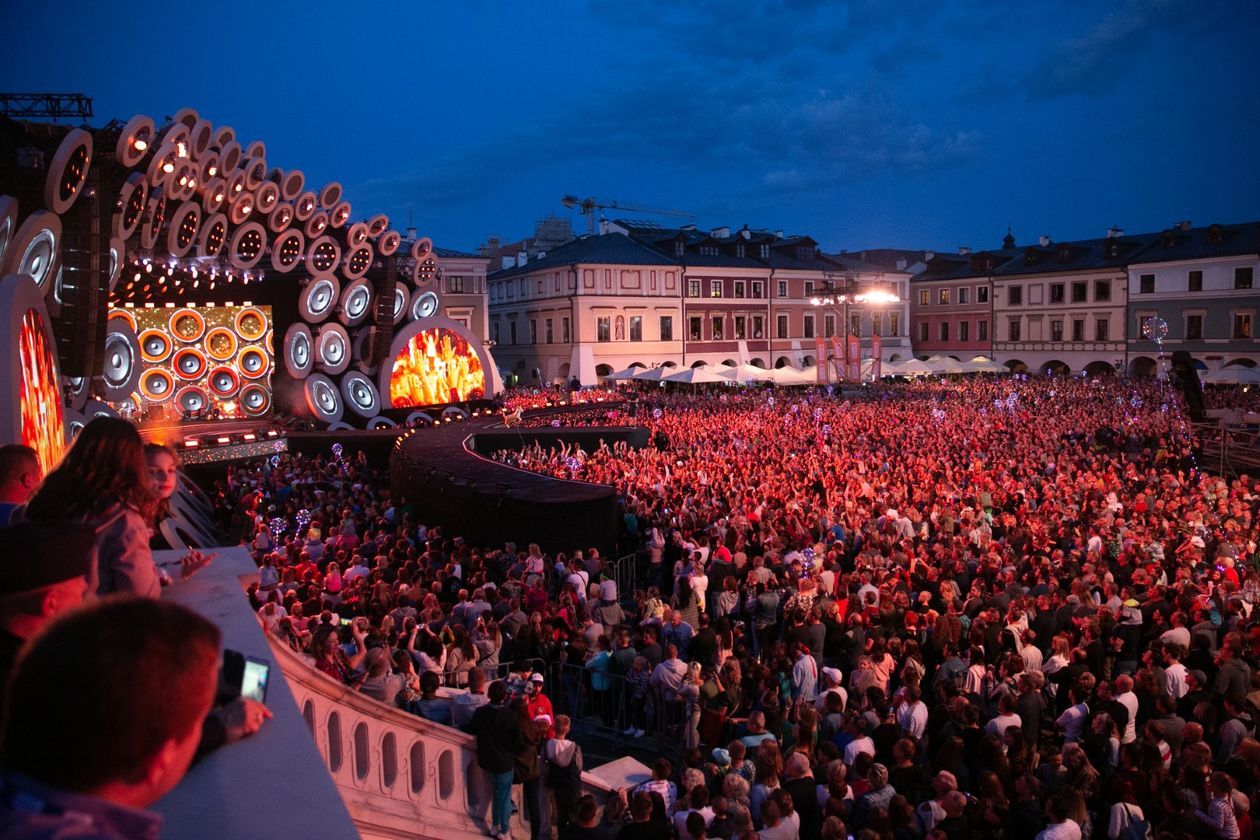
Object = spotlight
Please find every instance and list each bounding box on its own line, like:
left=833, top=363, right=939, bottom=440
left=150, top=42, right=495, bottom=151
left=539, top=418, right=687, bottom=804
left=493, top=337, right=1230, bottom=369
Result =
left=133, top=139, right=148, bottom=152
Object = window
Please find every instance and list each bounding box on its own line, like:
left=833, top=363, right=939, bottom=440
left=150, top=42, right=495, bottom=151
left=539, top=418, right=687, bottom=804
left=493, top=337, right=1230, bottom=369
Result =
left=562, top=318, right=570, bottom=343
left=919, top=322, right=929, bottom=342
left=1050, top=320, right=1063, bottom=342
left=687, top=279, right=700, bottom=298
left=536, top=278, right=543, bottom=294
left=958, top=288, right=969, bottom=304
left=824, top=314, right=836, bottom=338
left=752, top=315, right=765, bottom=338
left=939, top=289, right=950, bottom=305
left=959, top=321, right=969, bottom=341
left=1138, top=315, right=1154, bottom=340
left=776, top=314, right=789, bottom=338
left=977, top=286, right=989, bottom=303
left=629, top=316, right=642, bottom=342
left=804, top=281, right=814, bottom=299
left=675, top=241, right=685, bottom=257
left=1237, top=267, right=1254, bottom=289
left=545, top=319, right=553, bottom=344
left=1139, top=274, right=1155, bottom=294
left=709, top=280, right=722, bottom=298
left=1008, top=286, right=1022, bottom=305
left=918, top=289, right=930, bottom=307
left=448, top=275, right=465, bottom=293
left=660, top=316, right=673, bottom=341
left=700, top=244, right=719, bottom=257
left=888, top=313, right=900, bottom=336
left=777, top=281, right=787, bottom=298
left=850, top=313, right=861, bottom=337
left=751, top=281, right=764, bottom=299
left=1188, top=270, right=1203, bottom=292
left=596, top=317, right=611, bottom=342
left=796, top=245, right=813, bottom=261
left=939, top=322, right=949, bottom=341
left=1095, top=318, right=1109, bottom=341
left=1072, top=319, right=1084, bottom=342
left=734, top=316, right=746, bottom=339
left=734, top=281, right=746, bottom=299
left=977, top=320, right=988, bottom=341
left=1049, top=283, right=1065, bottom=303
left=1071, top=282, right=1088, bottom=303
left=872, top=314, right=882, bottom=337
left=529, top=319, right=537, bottom=344
left=712, top=316, right=724, bottom=340
left=1095, top=280, right=1111, bottom=301
left=689, top=317, right=702, bottom=341
left=1235, top=312, right=1254, bottom=339
left=1185, top=314, right=1203, bottom=340
left=509, top=321, right=517, bottom=344
left=1008, top=318, right=1021, bottom=341
left=803, top=314, right=815, bottom=339
left=760, top=243, right=770, bottom=259
left=736, top=244, right=745, bottom=259
left=492, top=321, right=500, bottom=344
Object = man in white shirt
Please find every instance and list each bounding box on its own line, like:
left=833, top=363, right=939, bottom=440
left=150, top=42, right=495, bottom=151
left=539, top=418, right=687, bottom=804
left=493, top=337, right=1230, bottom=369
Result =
left=1165, top=644, right=1189, bottom=700
left=649, top=644, right=688, bottom=700
left=985, top=693, right=1022, bottom=742
left=1036, top=794, right=1082, bottom=840
left=1114, top=674, right=1139, bottom=744
left=843, top=718, right=876, bottom=768
left=895, top=685, right=928, bottom=740
left=1056, top=686, right=1090, bottom=743
left=814, top=667, right=847, bottom=715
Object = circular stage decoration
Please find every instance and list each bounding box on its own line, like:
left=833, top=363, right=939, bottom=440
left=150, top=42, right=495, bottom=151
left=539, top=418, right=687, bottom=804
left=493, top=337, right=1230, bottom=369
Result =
left=381, top=319, right=489, bottom=409
left=107, top=307, right=137, bottom=333
left=234, top=307, right=267, bottom=341
left=271, top=228, right=304, bottom=272
left=238, top=345, right=270, bottom=379
left=280, top=169, right=304, bottom=200
left=366, top=416, right=396, bottom=429
left=306, top=235, right=340, bottom=275
left=138, top=189, right=167, bottom=250
left=330, top=200, right=351, bottom=227
left=315, top=323, right=350, bottom=375
left=198, top=152, right=220, bottom=184
left=255, top=181, right=280, bottom=215
left=228, top=191, right=255, bottom=225
left=116, top=115, right=156, bottom=168
left=304, top=210, right=328, bottom=238
left=114, top=174, right=149, bottom=240
left=378, top=230, right=401, bottom=256
left=101, top=325, right=140, bottom=401
left=204, top=326, right=238, bottom=361
left=344, top=244, right=373, bottom=280
left=393, top=282, right=408, bottom=324
left=44, top=129, right=93, bottom=215
left=5, top=211, right=61, bottom=293
left=63, top=376, right=90, bottom=411
left=172, top=346, right=208, bottom=380
left=5, top=285, right=68, bottom=473
left=267, top=201, right=293, bottom=234
left=219, top=139, right=242, bottom=173
left=228, top=222, right=266, bottom=269
left=207, top=365, right=241, bottom=398
left=108, top=238, right=124, bottom=291
left=176, top=385, right=208, bottom=415
left=243, top=156, right=268, bottom=190
left=409, top=289, right=440, bottom=320
left=0, top=196, right=17, bottom=268
left=139, top=328, right=173, bottom=363
left=346, top=222, right=369, bottom=248
left=225, top=169, right=247, bottom=202
left=410, top=237, right=433, bottom=260
left=340, top=371, right=380, bottom=417
left=201, top=178, right=226, bottom=213
left=240, top=383, right=271, bottom=416
left=197, top=212, right=228, bottom=258
left=304, top=373, right=343, bottom=423
left=294, top=191, right=317, bottom=220
left=318, top=182, right=342, bottom=208
left=283, top=322, right=313, bottom=378
left=298, top=276, right=340, bottom=323
left=338, top=278, right=373, bottom=327
left=167, top=201, right=201, bottom=257
left=350, top=328, right=376, bottom=375
left=367, top=214, right=390, bottom=237
left=140, top=368, right=176, bottom=401
left=169, top=308, right=206, bottom=343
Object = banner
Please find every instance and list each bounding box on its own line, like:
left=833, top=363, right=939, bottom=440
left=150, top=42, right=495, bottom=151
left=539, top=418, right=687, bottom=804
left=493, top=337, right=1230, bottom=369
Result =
left=815, top=336, right=827, bottom=384
left=847, top=334, right=861, bottom=382
left=832, top=337, right=844, bottom=381
left=871, top=333, right=882, bottom=380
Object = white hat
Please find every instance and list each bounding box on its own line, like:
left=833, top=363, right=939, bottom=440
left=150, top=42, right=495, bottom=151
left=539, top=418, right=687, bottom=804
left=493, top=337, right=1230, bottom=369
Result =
left=821, top=667, right=843, bottom=685
left=530, top=672, right=545, bottom=683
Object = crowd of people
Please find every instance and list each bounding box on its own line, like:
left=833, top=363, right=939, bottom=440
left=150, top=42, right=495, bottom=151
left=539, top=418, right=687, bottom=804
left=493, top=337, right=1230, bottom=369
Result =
left=1203, top=385, right=1260, bottom=416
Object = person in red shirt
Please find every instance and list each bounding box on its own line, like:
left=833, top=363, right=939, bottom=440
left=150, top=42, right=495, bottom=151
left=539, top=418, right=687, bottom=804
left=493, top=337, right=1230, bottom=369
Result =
left=524, top=672, right=555, bottom=738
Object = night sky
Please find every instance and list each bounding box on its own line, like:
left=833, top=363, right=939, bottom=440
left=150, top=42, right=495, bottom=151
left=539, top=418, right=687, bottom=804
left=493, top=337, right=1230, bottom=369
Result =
left=6, top=0, right=1258, bottom=254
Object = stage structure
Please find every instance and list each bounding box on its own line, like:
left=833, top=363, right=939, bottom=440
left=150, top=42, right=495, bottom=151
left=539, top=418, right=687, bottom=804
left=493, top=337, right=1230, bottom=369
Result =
left=0, top=106, right=500, bottom=456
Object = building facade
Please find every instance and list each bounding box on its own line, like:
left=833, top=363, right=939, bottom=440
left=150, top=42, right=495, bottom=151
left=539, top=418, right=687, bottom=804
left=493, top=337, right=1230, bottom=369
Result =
left=909, top=250, right=1010, bottom=358
left=990, top=233, right=1150, bottom=375
left=432, top=247, right=492, bottom=347
left=1126, top=221, right=1260, bottom=375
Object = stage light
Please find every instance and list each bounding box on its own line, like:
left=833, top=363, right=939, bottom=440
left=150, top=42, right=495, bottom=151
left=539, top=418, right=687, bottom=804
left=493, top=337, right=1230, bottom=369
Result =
left=184, top=439, right=199, bottom=448
left=145, top=263, right=153, bottom=273
left=134, top=139, right=148, bottom=152
left=243, top=432, right=257, bottom=442
left=162, top=160, right=175, bottom=174
left=216, top=436, right=231, bottom=445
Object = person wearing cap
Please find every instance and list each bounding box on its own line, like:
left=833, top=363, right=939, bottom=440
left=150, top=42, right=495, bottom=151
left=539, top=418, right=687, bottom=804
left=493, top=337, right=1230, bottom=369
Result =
left=525, top=671, right=555, bottom=739
left=814, top=667, right=847, bottom=716
left=0, top=522, right=94, bottom=705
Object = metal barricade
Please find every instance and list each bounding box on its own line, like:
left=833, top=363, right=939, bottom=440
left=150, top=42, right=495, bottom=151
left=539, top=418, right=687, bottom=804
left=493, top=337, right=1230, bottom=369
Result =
left=547, top=660, right=685, bottom=760
left=610, top=552, right=638, bottom=603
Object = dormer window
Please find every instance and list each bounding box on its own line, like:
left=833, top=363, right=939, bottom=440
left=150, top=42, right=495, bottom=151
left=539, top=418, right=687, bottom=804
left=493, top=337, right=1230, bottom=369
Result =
left=736, top=243, right=745, bottom=258
left=1057, top=245, right=1072, bottom=263
left=1024, top=247, right=1040, bottom=265
left=796, top=245, right=812, bottom=261
left=675, top=240, right=685, bottom=257
left=1162, top=231, right=1177, bottom=247
left=760, top=243, right=770, bottom=259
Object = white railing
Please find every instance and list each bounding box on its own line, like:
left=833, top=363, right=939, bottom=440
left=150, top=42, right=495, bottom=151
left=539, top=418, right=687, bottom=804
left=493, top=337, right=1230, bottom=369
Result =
left=271, top=637, right=615, bottom=840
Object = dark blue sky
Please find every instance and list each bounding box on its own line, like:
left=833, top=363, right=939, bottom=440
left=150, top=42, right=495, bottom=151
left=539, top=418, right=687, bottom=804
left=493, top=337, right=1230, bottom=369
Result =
left=6, top=0, right=1259, bottom=253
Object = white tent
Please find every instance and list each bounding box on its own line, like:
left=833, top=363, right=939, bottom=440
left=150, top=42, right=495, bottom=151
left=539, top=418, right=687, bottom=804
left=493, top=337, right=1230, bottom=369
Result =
left=721, top=363, right=774, bottom=384
left=893, top=358, right=938, bottom=377
left=632, top=365, right=678, bottom=381
left=926, top=356, right=966, bottom=374
left=1201, top=367, right=1260, bottom=385
left=663, top=366, right=730, bottom=385
left=604, top=365, right=645, bottom=381
left=767, top=365, right=821, bottom=385
left=961, top=355, right=1008, bottom=373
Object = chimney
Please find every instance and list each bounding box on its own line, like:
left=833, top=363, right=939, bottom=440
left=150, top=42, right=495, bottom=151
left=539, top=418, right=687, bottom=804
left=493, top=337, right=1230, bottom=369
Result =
left=598, top=218, right=610, bottom=235
left=406, top=226, right=418, bottom=239
left=775, top=230, right=784, bottom=239
left=1106, top=226, right=1124, bottom=239
left=895, top=259, right=907, bottom=271
left=958, top=246, right=972, bottom=255
left=1176, top=220, right=1192, bottom=231
left=710, top=226, right=730, bottom=239
left=1038, top=235, right=1052, bottom=247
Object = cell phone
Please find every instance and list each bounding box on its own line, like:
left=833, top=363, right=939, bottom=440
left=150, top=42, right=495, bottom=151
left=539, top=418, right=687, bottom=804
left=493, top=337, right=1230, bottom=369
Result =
left=240, top=655, right=271, bottom=703
left=220, top=649, right=271, bottom=703
left=340, top=617, right=353, bottom=626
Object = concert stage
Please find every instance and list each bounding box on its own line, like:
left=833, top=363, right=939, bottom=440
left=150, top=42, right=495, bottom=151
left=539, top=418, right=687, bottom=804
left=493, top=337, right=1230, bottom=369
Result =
left=390, top=411, right=649, bottom=557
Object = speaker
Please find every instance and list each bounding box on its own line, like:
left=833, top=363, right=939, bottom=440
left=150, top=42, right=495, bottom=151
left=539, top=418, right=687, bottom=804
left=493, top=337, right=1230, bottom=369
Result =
left=56, top=161, right=109, bottom=377
left=176, top=385, right=208, bottom=415
left=340, top=371, right=380, bottom=417
left=204, top=326, right=238, bottom=361
left=139, top=329, right=173, bottom=363
left=240, top=383, right=271, bottom=416
left=140, top=368, right=176, bottom=401
left=303, top=373, right=343, bottom=423
left=207, top=365, right=241, bottom=399
left=173, top=346, right=208, bottom=380
left=100, top=324, right=140, bottom=401
left=368, top=254, right=398, bottom=366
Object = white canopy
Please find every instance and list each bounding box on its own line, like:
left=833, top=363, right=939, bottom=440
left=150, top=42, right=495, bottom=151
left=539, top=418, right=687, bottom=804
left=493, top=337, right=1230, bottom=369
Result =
left=604, top=365, right=645, bottom=380
left=721, top=363, right=774, bottom=384
left=1201, top=367, right=1260, bottom=385
left=663, top=365, right=730, bottom=384
left=632, top=365, right=678, bottom=381
left=961, top=355, right=1008, bottom=373
left=893, top=358, right=938, bottom=376
left=768, top=365, right=821, bottom=385
left=926, top=356, right=966, bottom=374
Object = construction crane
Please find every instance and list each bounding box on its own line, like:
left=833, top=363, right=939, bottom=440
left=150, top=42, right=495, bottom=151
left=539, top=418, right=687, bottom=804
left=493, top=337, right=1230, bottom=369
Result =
left=561, top=195, right=693, bottom=234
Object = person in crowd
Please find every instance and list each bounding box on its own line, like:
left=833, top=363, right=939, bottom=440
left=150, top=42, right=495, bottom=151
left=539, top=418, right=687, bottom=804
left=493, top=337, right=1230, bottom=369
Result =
left=467, top=681, right=518, bottom=840
left=0, top=443, right=40, bottom=525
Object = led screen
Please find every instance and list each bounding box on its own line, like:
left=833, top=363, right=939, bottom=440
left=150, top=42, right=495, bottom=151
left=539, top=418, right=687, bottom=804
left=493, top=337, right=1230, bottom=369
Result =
left=19, top=308, right=66, bottom=473
left=388, top=327, right=485, bottom=408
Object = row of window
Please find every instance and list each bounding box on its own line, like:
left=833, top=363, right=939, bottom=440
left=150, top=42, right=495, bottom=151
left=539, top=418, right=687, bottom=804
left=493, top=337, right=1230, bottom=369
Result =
left=1138, top=312, right=1254, bottom=341
left=492, top=310, right=907, bottom=345
left=918, top=321, right=990, bottom=343
left=916, top=286, right=989, bottom=307
left=1006, top=317, right=1111, bottom=342
left=1138, top=267, right=1253, bottom=294
left=688, top=279, right=768, bottom=299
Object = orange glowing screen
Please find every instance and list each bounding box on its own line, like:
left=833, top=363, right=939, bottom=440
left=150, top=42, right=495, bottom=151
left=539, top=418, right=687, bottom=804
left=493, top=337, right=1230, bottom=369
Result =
left=388, top=328, right=485, bottom=408
left=19, top=308, right=65, bottom=473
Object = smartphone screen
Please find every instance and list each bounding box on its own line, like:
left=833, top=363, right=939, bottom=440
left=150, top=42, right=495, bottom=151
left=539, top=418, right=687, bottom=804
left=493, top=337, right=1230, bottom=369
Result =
left=241, top=656, right=270, bottom=702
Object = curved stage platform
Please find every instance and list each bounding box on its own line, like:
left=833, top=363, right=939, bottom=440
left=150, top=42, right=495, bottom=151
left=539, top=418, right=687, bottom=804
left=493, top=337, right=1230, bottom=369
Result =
left=389, top=407, right=649, bottom=556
